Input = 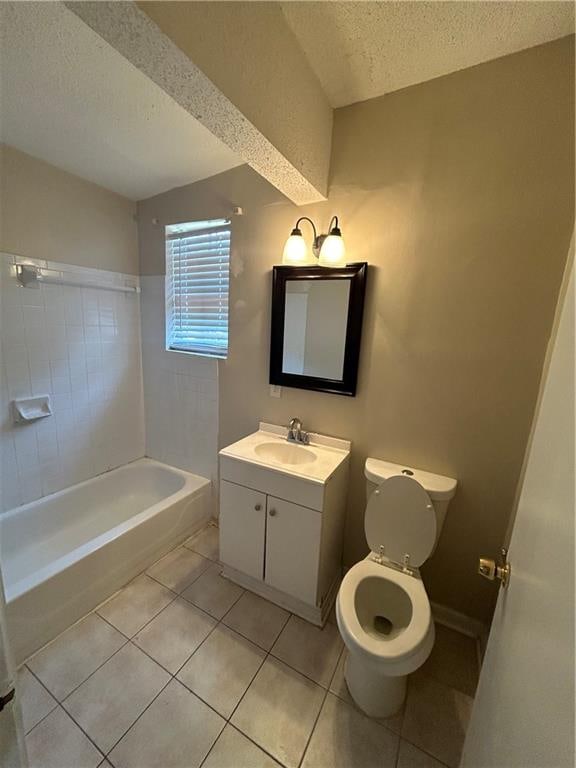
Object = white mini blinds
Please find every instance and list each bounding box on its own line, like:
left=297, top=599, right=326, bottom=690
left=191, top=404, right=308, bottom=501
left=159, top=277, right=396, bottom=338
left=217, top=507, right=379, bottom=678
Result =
left=165, top=218, right=230, bottom=358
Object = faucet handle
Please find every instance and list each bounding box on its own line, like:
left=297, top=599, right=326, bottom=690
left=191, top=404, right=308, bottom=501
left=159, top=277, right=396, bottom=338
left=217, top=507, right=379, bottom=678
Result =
left=287, top=417, right=303, bottom=442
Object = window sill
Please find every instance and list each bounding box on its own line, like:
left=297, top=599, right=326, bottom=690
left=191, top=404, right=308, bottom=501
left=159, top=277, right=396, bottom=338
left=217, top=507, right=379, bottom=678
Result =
left=166, top=346, right=227, bottom=361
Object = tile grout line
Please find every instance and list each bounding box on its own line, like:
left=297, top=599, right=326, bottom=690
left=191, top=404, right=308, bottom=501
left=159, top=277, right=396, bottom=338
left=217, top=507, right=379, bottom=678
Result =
left=102, top=589, right=245, bottom=761
left=97, top=562, right=253, bottom=760
left=26, top=637, right=128, bottom=716
left=95, top=553, right=235, bottom=758
left=97, top=564, right=339, bottom=768
left=25, top=539, right=222, bottom=762
left=103, top=676, right=175, bottom=761
left=25, top=666, right=108, bottom=765
left=19, top=666, right=59, bottom=735
left=22, top=527, right=466, bottom=768
left=206, top=722, right=289, bottom=768
left=296, top=634, right=345, bottom=768
left=397, top=730, right=452, bottom=768
left=197, top=609, right=292, bottom=768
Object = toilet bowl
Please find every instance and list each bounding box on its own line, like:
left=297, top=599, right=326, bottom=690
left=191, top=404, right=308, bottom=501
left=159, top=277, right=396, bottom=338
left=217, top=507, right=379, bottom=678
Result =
left=336, top=459, right=457, bottom=718
left=336, top=556, right=435, bottom=717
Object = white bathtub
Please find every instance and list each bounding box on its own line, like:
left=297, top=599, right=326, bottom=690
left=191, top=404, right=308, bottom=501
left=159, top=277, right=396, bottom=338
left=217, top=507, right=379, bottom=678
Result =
left=0, top=458, right=211, bottom=664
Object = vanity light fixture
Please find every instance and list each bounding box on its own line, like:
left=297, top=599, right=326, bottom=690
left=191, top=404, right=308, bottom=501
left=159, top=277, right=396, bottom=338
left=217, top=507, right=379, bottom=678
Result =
left=282, top=216, right=347, bottom=268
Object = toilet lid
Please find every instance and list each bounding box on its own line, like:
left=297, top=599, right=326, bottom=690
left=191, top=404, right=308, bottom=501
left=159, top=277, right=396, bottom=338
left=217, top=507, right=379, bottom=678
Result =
left=365, top=475, right=436, bottom=567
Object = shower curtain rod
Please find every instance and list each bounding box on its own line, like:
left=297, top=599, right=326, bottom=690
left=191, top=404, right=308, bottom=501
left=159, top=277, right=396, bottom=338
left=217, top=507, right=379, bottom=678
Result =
left=14, top=263, right=140, bottom=294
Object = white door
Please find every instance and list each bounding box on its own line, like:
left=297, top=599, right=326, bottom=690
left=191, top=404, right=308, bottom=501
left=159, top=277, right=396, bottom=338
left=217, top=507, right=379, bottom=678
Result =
left=265, top=496, right=321, bottom=605
left=461, top=262, right=574, bottom=767
left=219, top=480, right=266, bottom=580
left=0, top=565, right=27, bottom=767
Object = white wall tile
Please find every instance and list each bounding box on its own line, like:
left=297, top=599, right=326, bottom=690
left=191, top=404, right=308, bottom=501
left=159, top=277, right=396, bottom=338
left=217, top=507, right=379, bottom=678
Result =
left=0, top=256, right=145, bottom=512
left=140, top=276, right=219, bottom=488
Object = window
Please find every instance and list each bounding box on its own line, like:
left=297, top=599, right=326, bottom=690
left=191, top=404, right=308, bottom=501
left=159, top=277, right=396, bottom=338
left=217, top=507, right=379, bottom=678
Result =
left=165, top=218, right=230, bottom=358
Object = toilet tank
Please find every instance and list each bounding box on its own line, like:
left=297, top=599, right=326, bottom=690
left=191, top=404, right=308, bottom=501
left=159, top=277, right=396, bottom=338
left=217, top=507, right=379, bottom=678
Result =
left=364, top=458, right=457, bottom=548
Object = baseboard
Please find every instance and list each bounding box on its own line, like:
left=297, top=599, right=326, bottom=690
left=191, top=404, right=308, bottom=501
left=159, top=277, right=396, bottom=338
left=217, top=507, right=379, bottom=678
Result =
left=431, top=601, right=490, bottom=667
left=430, top=601, right=485, bottom=637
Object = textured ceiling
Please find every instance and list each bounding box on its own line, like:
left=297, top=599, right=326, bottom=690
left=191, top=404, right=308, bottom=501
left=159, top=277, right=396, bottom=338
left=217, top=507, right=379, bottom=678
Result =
left=281, top=1, right=575, bottom=107
left=0, top=2, right=241, bottom=200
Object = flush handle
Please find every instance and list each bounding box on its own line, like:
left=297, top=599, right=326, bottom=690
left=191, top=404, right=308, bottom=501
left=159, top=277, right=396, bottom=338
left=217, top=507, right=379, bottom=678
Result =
left=269, top=508, right=277, bottom=517
left=478, top=548, right=511, bottom=588
left=254, top=504, right=262, bottom=511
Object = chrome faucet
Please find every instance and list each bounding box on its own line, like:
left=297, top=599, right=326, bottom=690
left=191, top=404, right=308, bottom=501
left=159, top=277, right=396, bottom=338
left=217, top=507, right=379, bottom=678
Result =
left=287, top=417, right=310, bottom=444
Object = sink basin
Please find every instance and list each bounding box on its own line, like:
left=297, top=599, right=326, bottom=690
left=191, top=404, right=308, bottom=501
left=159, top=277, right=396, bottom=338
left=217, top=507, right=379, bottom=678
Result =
left=220, top=424, right=351, bottom=484
left=254, top=442, right=317, bottom=466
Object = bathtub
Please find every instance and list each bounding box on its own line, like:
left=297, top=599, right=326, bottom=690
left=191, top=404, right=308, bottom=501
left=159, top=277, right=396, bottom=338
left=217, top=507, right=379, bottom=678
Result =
left=0, top=458, right=211, bottom=664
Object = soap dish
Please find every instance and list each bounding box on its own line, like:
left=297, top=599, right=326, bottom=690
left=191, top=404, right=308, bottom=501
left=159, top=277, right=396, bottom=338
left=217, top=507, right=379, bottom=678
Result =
left=12, top=395, right=52, bottom=424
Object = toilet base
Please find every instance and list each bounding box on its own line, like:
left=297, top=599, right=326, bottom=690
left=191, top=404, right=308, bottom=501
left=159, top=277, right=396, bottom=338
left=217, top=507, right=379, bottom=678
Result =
left=344, top=653, right=407, bottom=719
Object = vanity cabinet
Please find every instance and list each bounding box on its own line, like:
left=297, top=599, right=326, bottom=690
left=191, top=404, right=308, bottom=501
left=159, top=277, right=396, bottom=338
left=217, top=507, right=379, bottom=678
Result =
left=264, top=496, right=321, bottom=605
left=218, top=424, right=351, bottom=626
left=219, top=481, right=266, bottom=581
left=220, top=480, right=322, bottom=606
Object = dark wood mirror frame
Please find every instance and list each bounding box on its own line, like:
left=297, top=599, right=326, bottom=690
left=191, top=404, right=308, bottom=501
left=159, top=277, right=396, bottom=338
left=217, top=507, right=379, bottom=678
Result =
left=269, top=262, right=368, bottom=396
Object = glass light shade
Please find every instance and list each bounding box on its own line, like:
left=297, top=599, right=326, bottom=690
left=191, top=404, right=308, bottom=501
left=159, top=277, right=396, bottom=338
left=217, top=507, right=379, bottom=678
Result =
left=282, top=232, right=315, bottom=265
left=318, top=233, right=346, bottom=267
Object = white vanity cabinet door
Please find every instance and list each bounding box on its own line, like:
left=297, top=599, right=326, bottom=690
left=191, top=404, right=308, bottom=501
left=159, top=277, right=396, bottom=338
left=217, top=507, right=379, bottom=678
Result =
left=265, top=496, right=322, bottom=605
left=220, top=480, right=266, bottom=580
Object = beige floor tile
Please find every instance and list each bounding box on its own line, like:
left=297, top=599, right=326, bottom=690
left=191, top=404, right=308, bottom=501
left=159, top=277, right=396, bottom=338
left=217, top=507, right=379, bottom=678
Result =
left=329, top=650, right=404, bottom=734
left=17, top=667, right=57, bottom=734
left=181, top=562, right=244, bottom=619
left=271, top=614, right=343, bottom=687
left=146, top=546, right=211, bottom=593
left=302, top=692, right=399, bottom=768
left=28, top=613, right=125, bottom=700
left=420, top=623, right=479, bottom=696
left=231, top=657, right=324, bottom=768
left=26, top=706, right=102, bottom=768
left=178, top=624, right=265, bottom=718
left=402, top=672, right=473, bottom=768
left=203, top=725, right=282, bottom=768
left=63, top=643, right=170, bottom=754
left=133, top=598, right=216, bottom=673
left=329, top=650, right=354, bottom=705
left=397, top=739, right=447, bottom=768
left=97, top=575, right=174, bottom=637
left=185, top=524, right=220, bottom=561
left=223, top=591, right=289, bottom=650
left=109, top=679, right=224, bottom=768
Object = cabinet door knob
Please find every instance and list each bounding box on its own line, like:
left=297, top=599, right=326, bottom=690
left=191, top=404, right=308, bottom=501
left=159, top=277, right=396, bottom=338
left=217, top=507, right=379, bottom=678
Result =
left=269, top=508, right=277, bottom=517
left=254, top=504, right=262, bottom=511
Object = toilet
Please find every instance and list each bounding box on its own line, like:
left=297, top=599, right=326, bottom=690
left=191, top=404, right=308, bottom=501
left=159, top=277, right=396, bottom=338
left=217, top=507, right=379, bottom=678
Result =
left=336, top=458, right=457, bottom=718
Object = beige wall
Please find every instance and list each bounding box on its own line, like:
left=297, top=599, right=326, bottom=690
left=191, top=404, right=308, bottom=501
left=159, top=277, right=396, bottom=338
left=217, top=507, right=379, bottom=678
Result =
left=139, top=1, right=331, bottom=199
left=0, top=145, right=138, bottom=273
left=138, top=37, right=575, bottom=623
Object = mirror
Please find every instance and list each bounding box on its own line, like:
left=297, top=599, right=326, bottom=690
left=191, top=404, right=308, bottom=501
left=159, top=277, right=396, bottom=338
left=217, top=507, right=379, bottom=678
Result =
left=283, top=279, right=351, bottom=379
left=270, top=263, right=367, bottom=396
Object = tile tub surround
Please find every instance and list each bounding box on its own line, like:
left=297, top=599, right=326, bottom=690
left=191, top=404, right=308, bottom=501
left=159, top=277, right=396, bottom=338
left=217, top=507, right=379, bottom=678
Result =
left=19, top=524, right=479, bottom=768
left=0, top=254, right=145, bottom=512
left=140, top=275, right=218, bottom=484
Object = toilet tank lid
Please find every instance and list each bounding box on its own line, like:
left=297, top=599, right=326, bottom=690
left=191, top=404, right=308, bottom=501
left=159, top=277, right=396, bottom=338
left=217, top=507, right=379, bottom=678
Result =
left=364, top=458, right=457, bottom=501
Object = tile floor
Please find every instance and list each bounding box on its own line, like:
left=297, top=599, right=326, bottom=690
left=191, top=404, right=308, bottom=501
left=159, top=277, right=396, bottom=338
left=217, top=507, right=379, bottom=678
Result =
left=17, top=524, right=478, bottom=768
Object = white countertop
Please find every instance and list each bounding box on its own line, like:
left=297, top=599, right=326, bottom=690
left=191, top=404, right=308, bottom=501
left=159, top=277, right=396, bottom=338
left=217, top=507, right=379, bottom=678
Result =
left=219, top=423, right=351, bottom=484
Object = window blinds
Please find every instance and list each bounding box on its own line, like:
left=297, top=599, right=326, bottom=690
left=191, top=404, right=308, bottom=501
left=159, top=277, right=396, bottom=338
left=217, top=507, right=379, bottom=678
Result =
left=165, top=219, right=230, bottom=358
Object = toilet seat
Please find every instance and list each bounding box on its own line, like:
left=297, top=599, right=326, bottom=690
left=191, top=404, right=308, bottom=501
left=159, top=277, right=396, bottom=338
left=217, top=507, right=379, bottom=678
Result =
left=336, top=557, right=433, bottom=676
left=365, top=475, right=437, bottom=568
